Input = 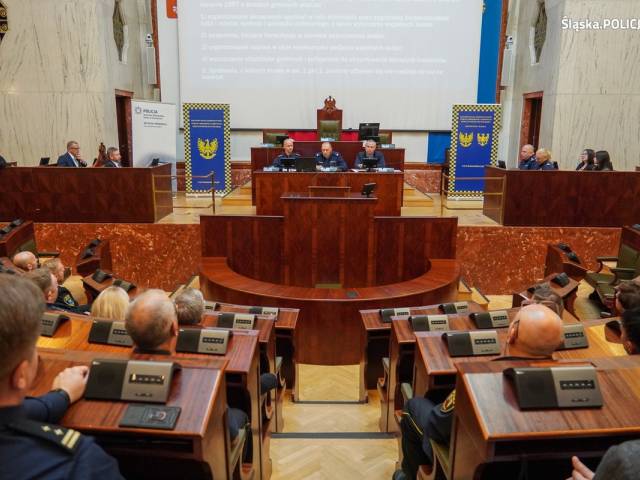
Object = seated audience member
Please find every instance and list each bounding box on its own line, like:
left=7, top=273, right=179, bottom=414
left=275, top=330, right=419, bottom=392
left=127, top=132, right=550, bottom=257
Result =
left=24, top=268, right=63, bottom=311
left=56, top=141, right=87, bottom=167
left=394, top=304, right=564, bottom=480
left=619, top=307, right=640, bottom=355
left=315, top=142, right=347, bottom=171
left=0, top=274, right=123, bottom=479
left=173, top=288, right=278, bottom=392
left=594, top=150, right=614, bottom=171
left=12, top=251, right=38, bottom=272
left=615, top=282, right=640, bottom=313
left=518, top=144, right=536, bottom=170
left=355, top=139, right=386, bottom=169
left=43, top=258, right=88, bottom=312
left=528, top=282, right=564, bottom=316
left=533, top=148, right=556, bottom=170
left=90, top=286, right=130, bottom=321
left=271, top=138, right=299, bottom=169
left=576, top=149, right=596, bottom=171
left=125, top=290, right=251, bottom=442
left=103, top=147, right=122, bottom=168
left=569, top=439, right=640, bottom=479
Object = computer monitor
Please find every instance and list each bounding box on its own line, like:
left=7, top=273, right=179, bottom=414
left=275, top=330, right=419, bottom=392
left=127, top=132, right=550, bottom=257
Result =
left=280, top=157, right=296, bottom=171
left=361, top=183, right=377, bottom=197
left=295, top=157, right=317, bottom=172
left=149, top=158, right=160, bottom=167
left=39, top=157, right=50, bottom=166
left=498, top=160, right=506, bottom=169
left=362, top=158, right=379, bottom=171
left=358, top=123, right=380, bottom=141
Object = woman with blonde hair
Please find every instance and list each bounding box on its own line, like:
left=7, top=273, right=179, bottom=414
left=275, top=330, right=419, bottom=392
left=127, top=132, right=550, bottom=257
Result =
left=534, top=148, right=556, bottom=170
left=90, top=286, right=130, bottom=320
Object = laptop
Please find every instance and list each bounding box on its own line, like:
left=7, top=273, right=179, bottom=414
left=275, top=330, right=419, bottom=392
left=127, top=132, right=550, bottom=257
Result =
left=295, top=157, right=317, bottom=172
left=39, top=157, right=50, bottom=166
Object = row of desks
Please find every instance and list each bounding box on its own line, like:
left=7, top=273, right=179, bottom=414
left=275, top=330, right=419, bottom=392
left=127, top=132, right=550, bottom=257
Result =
left=360, top=300, right=633, bottom=477
left=36, top=305, right=299, bottom=480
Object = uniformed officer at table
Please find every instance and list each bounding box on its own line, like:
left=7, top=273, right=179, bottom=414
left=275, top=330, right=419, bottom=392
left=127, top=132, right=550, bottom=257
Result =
left=315, top=142, right=347, bottom=171
left=271, top=138, right=300, bottom=170
left=355, top=139, right=386, bottom=169
left=0, top=274, right=124, bottom=479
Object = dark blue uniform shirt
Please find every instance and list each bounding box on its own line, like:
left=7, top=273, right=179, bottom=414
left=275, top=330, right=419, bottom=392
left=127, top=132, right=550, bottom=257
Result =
left=355, top=150, right=386, bottom=168
left=271, top=153, right=300, bottom=169
left=0, top=392, right=123, bottom=479
left=315, top=151, right=347, bottom=171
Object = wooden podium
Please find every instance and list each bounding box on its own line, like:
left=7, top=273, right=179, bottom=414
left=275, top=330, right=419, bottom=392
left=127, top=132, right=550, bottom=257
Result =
left=282, top=193, right=376, bottom=287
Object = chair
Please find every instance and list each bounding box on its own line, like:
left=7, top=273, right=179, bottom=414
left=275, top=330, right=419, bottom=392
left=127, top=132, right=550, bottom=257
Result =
left=378, top=131, right=393, bottom=144
left=585, top=242, right=640, bottom=305
left=317, top=96, right=342, bottom=140
left=262, top=130, right=289, bottom=145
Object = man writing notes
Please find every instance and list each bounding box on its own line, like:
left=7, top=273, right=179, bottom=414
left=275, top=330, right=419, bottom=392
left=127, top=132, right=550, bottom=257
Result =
left=355, top=139, right=386, bottom=169
left=56, top=141, right=87, bottom=167
left=315, top=142, right=347, bottom=171
left=271, top=138, right=300, bottom=170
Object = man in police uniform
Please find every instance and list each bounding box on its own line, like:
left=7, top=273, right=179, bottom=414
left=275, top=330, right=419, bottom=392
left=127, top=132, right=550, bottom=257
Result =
left=0, top=274, right=123, bottom=479
left=43, top=258, right=90, bottom=313
left=355, top=139, right=386, bottom=169
left=271, top=138, right=300, bottom=170
left=315, top=142, right=348, bottom=171
left=518, top=144, right=537, bottom=170
left=393, top=304, right=564, bottom=480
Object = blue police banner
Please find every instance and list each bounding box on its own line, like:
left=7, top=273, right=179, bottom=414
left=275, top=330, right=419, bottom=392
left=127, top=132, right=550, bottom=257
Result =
left=183, top=103, right=231, bottom=195
left=448, top=104, right=501, bottom=197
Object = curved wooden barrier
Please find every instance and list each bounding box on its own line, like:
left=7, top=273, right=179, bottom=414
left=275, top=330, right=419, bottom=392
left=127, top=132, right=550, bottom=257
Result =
left=200, top=257, right=460, bottom=365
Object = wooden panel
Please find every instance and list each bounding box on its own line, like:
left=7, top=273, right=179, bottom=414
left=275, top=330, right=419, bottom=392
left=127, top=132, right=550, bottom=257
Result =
left=483, top=166, right=640, bottom=227
left=374, top=217, right=457, bottom=284
left=283, top=194, right=375, bottom=287
left=200, top=257, right=460, bottom=365
left=253, top=171, right=403, bottom=216
left=251, top=142, right=405, bottom=171
left=0, top=220, right=35, bottom=257
left=0, top=165, right=172, bottom=223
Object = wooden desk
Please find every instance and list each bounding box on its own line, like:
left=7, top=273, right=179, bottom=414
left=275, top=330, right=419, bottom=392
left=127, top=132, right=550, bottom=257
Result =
left=359, top=301, right=486, bottom=403
left=0, top=164, right=172, bottom=223
left=251, top=142, right=405, bottom=172
left=0, top=220, right=36, bottom=257
left=82, top=272, right=138, bottom=302
left=36, top=315, right=267, bottom=480
left=543, top=243, right=588, bottom=281
left=483, top=166, right=640, bottom=226
left=31, top=348, right=229, bottom=480
left=75, top=239, right=113, bottom=277
left=452, top=356, right=640, bottom=479
left=253, top=171, right=403, bottom=216
left=216, top=303, right=299, bottom=399
left=512, top=273, right=580, bottom=316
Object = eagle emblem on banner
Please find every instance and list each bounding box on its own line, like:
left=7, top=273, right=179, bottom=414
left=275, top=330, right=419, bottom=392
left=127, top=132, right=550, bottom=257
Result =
left=477, top=133, right=490, bottom=147
left=458, top=132, right=473, bottom=148
left=198, top=138, right=218, bottom=160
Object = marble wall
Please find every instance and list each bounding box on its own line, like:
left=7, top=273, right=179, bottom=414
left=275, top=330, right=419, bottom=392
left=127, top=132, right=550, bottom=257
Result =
left=34, top=222, right=621, bottom=295
left=501, top=0, right=640, bottom=170
left=0, top=0, right=155, bottom=166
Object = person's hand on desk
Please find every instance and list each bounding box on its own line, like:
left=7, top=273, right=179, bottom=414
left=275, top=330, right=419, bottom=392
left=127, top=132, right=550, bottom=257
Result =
left=567, top=456, right=594, bottom=480
left=52, top=365, right=89, bottom=404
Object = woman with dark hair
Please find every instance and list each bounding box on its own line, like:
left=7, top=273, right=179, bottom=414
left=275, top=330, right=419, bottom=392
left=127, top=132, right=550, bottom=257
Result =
left=621, top=307, right=640, bottom=355
left=594, top=150, right=613, bottom=170
left=575, top=149, right=595, bottom=170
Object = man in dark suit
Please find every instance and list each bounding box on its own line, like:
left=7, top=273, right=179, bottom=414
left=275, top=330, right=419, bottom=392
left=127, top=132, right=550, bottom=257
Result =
left=355, top=139, right=386, bottom=169
left=103, top=147, right=122, bottom=168
left=56, top=141, right=87, bottom=167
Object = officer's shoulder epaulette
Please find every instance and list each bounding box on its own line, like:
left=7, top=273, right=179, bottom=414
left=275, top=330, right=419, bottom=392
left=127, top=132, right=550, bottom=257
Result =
left=8, top=419, right=83, bottom=453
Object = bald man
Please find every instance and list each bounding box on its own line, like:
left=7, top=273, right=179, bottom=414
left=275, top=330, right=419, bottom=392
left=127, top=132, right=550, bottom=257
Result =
left=518, top=144, right=537, bottom=170
left=271, top=138, right=300, bottom=170
left=12, top=251, right=38, bottom=271
left=394, top=304, right=564, bottom=480
left=125, top=290, right=251, bottom=446
left=315, top=142, right=347, bottom=171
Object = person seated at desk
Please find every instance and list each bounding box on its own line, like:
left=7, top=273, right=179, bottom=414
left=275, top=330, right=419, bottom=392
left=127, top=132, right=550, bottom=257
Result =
left=569, top=439, right=640, bottom=479
left=25, top=268, right=85, bottom=314
left=90, top=286, right=130, bottom=321
left=615, top=282, right=640, bottom=314
left=315, top=142, right=347, bottom=171
left=0, top=274, right=124, bottom=479
left=576, top=149, right=596, bottom=171
left=126, top=290, right=251, bottom=444
left=12, top=251, right=38, bottom=272
left=529, top=148, right=556, bottom=170
left=393, top=304, right=564, bottom=480
left=355, top=139, right=386, bottom=169
left=271, top=138, right=299, bottom=170
left=56, top=141, right=87, bottom=167
left=174, top=288, right=278, bottom=394
left=43, top=258, right=89, bottom=313
left=103, top=147, right=122, bottom=168
left=518, top=144, right=536, bottom=170
left=594, top=150, right=614, bottom=171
